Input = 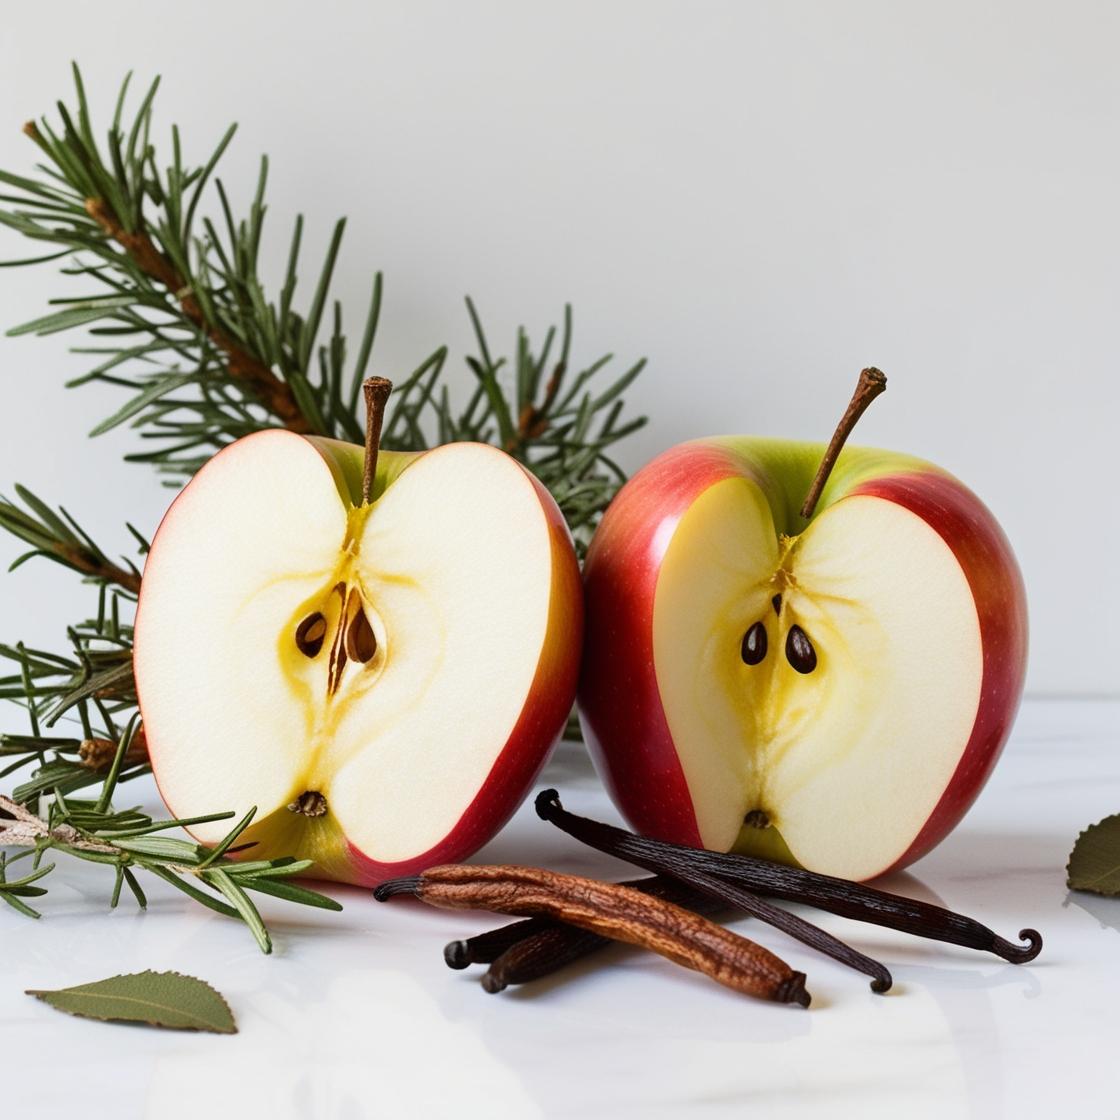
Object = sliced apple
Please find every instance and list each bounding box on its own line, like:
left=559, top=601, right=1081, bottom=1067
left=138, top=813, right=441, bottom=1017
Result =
left=134, top=428, right=582, bottom=884
left=579, top=436, right=1027, bottom=882
left=653, top=477, right=983, bottom=877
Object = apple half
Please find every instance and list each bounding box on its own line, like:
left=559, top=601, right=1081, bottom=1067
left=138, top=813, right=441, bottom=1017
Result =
left=578, top=438, right=1027, bottom=881
left=134, top=429, right=582, bottom=884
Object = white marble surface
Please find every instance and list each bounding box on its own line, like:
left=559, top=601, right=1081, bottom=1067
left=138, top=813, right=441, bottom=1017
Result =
left=1, top=697, right=1117, bottom=1119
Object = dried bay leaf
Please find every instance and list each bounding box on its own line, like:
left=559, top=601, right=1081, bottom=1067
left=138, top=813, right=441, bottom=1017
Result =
left=1067, top=815, right=1120, bottom=896
left=27, top=970, right=236, bottom=1033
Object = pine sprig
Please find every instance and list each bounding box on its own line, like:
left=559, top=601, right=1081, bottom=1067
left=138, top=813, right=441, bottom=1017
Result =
left=0, top=65, right=649, bottom=946
left=0, top=485, right=145, bottom=592
left=0, top=716, right=339, bottom=951
left=0, top=64, right=645, bottom=546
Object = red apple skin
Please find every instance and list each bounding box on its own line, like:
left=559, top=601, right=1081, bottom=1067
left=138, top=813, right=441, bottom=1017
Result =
left=346, top=470, right=584, bottom=884
left=578, top=440, right=1028, bottom=880
left=578, top=443, right=744, bottom=850
left=137, top=433, right=583, bottom=886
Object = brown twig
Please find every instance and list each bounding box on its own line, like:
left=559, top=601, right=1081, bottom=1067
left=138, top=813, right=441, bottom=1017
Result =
left=56, top=541, right=142, bottom=595
left=375, top=864, right=810, bottom=1006
left=504, top=363, right=564, bottom=455
left=82, top=197, right=310, bottom=433
left=799, top=366, right=887, bottom=520
left=0, top=794, right=117, bottom=854
left=78, top=728, right=148, bottom=771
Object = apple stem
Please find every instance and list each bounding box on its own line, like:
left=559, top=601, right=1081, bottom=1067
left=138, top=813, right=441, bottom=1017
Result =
left=799, top=366, right=887, bottom=521
left=362, top=377, right=394, bottom=505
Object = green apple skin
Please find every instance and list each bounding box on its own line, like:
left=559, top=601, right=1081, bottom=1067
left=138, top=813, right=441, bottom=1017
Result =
left=577, top=437, right=1028, bottom=880
left=135, top=431, right=583, bottom=885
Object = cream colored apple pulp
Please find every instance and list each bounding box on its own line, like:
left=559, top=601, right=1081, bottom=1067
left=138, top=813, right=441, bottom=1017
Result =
left=136, top=432, right=554, bottom=875
left=652, top=476, right=983, bottom=879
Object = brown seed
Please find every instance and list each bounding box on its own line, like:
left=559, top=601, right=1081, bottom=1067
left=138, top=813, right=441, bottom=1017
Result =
left=785, top=625, right=817, bottom=673
left=345, top=597, right=377, bottom=664
left=740, top=621, right=767, bottom=665
left=295, top=612, right=327, bottom=658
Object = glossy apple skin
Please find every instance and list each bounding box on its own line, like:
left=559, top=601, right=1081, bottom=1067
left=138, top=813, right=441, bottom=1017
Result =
left=138, top=433, right=583, bottom=885
left=578, top=438, right=1028, bottom=880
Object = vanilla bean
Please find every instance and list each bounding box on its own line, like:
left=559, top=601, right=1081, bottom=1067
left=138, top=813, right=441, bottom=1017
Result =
left=535, top=790, right=1042, bottom=964
left=445, top=917, right=549, bottom=968
left=482, top=925, right=608, bottom=993
left=526, top=798, right=890, bottom=991
left=468, top=875, right=724, bottom=990
left=375, top=864, right=810, bottom=1006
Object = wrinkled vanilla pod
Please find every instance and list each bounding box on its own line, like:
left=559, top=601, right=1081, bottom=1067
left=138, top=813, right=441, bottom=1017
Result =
left=481, top=925, right=612, bottom=993
left=375, top=864, right=810, bottom=1006
left=535, top=790, right=1042, bottom=964
left=475, top=874, right=726, bottom=992
left=444, top=916, right=547, bottom=969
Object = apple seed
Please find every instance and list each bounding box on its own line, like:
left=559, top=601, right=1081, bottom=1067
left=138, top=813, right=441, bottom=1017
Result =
left=344, top=593, right=378, bottom=664
left=740, top=621, right=767, bottom=665
left=785, top=625, right=817, bottom=674
left=295, top=612, right=327, bottom=658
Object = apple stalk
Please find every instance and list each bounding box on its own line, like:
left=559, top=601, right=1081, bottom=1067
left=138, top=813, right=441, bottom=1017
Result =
left=800, top=366, right=887, bottom=520
left=362, top=376, right=394, bottom=506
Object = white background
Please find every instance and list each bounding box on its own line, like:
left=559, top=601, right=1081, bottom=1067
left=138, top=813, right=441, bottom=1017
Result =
left=0, top=0, right=1116, bottom=696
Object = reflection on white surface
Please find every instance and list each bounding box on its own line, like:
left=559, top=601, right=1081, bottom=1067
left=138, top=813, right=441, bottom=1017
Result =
left=0, top=699, right=1117, bottom=1119
left=145, top=970, right=543, bottom=1119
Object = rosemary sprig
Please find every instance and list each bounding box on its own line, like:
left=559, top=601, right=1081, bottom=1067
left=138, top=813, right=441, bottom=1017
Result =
left=1, top=63, right=648, bottom=946
left=0, top=493, right=143, bottom=800
left=0, top=64, right=645, bottom=548
left=0, top=722, right=339, bottom=952
left=0, top=485, right=145, bottom=593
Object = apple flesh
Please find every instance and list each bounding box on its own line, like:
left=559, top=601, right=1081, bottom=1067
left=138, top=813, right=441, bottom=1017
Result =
left=134, top=429, right=582, bottom=885
left=578, top=438, right=1027, bottom=881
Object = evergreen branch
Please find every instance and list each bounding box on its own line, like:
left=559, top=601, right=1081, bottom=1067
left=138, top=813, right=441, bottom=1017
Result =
left=80, top=193, right=308, bottom=432
left=0, top=485, right=143, bottom=593
left=0, top=791, right=340, bottom=951
left=0, top=693, right=339, bottom=951
left=0, top=63, right=651, bottom=946
left=0, top=66, right=645, bottom=546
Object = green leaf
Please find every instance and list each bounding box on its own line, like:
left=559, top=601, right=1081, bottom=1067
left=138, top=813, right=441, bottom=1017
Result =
left=27, top=970, right=236, bottom=1033
left=240, top=875, right=343, bottom=911
left=205, top=867, right=271, bottom=953
left=6, top=305, right=124, bottom=337
left=111, top=835, right=202, bottom=862
left=88, top=372, right=197, bottom=436
left=1068, top=815, right=1120, bottom=896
